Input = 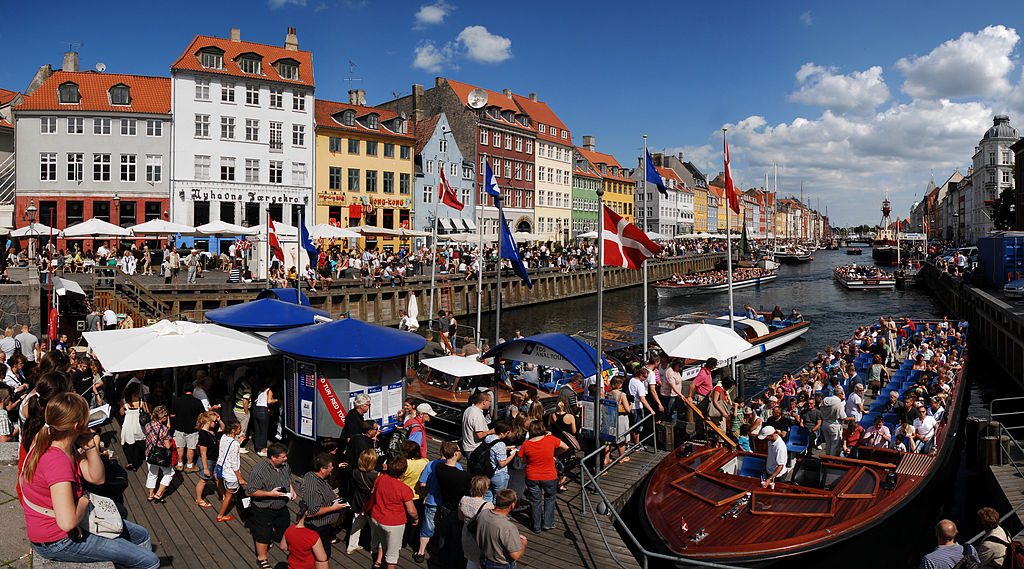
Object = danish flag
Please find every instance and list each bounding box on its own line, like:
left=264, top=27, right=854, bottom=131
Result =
left=268, top=218, right=285, bottom=263
left=440, top=169, right=465, bottom=211
left=602, top=205, right=661, bottom=270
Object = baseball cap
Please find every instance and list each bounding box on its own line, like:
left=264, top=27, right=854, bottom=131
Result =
left=757, top=426, right=777, bottom=440
left=416, top=403, right=438, bottom=417
left=767, top=396, right=778, bottom=403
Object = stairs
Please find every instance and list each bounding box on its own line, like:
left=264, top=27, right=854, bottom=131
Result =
left=91, top=267, right=170, bottom=325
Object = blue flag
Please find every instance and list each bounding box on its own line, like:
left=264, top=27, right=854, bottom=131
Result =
left=498, top=209, right=532, bottom=289
left=299, top=215, right=318, bottom=265
left=645, top=149, right=668, bottom=197
left=484, top=159, right=501, bottom=199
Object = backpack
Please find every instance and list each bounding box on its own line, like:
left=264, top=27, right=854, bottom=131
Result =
left=1001, top=540, right=1024, bottom=569
left=468, top=438, right=501, bottom=478
left=951, top=544, right=981, bottom=569
left=386, top=422, right=423, bottom=457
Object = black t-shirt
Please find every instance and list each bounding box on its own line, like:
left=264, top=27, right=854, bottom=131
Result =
left=434, top=463, right=471, bottom=510
left=799, top=408, right=822, bottom=431
left=766, top=416, right=792, bottom=439
left=345, top=434, right=375, bottom=469
left=197, top=429, right=219, bottom=463
left=170, top=394, right=205, bottom=434
left=71, top=370, right=94, bottom=398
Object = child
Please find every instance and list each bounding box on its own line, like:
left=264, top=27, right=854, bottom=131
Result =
left=730, top=397, right=745, bottom=439
left=0, top=385, right=16, bottom=442
left=738, top=424, right=751, bottom=452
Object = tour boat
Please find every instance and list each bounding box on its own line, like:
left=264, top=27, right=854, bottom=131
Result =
left=845, top=247, right=862, bottom=256
left=653, top=272, right=778, bottom=298
left=833, top=265, right=895, bottom=290
left=640, top=320, right=968, bottom=566
left=774, top=246, right=814, bottom=264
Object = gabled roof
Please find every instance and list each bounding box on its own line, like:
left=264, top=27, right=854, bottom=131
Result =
left=0, top=88, right=19, bottom=106
left=16, top=71, right=170, bottom=114
left=414, top=114, right=442, bottom=155
left=578, top=148, right=620, bottom=169
left=314, top=99, right=414, bottom=140
left=511, top=93, right=571, bottom=146
left=655, top=166, right=683, bottom=186
left=443, top=78, right=532, bottom=132
left=172, top=35, right=314, bottom=87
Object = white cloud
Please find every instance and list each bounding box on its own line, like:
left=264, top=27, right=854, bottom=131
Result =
left=267, top=0, right=305, bottom=8
left=456, top=26, right=512, bottom=64
left=800, top=11, right=812, bottom=26
left=414, top=1, right=453, bottom=26
left=896, top=25, right=1019, bottom=100
left=789, top=63, right=890, bottom=115
left=412, top=41, right=453, bottom=72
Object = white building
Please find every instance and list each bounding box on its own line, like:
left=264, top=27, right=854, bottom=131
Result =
left=970, top=115, right=1018, bottom=238
left=170, top=27, right=314, bottom=252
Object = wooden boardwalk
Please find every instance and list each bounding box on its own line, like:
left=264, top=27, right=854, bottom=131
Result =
left=104, top=430, right=661, bottom=569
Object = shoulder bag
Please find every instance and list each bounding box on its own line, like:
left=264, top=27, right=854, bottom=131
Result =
left=146, top=424, right=171, bottom=467
left=19, top=451, right=124, bottom=539
left=362, top=475, right=380, bottom=514
left=465, top=501, right=488, bottom=534
left=215, top=439, right=237, bottom=479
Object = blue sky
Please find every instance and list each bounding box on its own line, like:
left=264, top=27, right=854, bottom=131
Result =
left=4, top=0, right=1024, bottom=226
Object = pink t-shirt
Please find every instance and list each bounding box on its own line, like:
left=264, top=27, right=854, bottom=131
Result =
left=693, top=367, right=713, bottom=397
left=22, top=447, right=82, bottom=543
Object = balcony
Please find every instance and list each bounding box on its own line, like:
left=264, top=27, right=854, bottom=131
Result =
left=269, top=140, right=283, bottom=154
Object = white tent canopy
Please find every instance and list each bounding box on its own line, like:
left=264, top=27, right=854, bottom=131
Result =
left=10, top=224, right=59, bottom=238
left=350, top=225, right=402, bottom=237
left=83, top=320, right=273, bottom=373
left=421, top=355, right=495, bottom=377
left=53, top=276, right=86, bottom=297
left=654, top=323, right=752, bottom=361
left=193, top=220, right=258, bottom=237
left=62, top=218, right=132, bottom=238
left=128, top=219, right=196, bottom=235
left=646, top=231, right=673, bottom=241
left=398, top=228, right=432, bottom=237
left=309, top=224, right=360, bottom=240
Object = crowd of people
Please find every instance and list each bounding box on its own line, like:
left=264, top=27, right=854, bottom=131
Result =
left=834, top=263, right=894, bottom=281
left=661, top=266, right=775, bottom=286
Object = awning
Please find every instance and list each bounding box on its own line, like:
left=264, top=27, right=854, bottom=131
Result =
left=482, top=333, right=611, bottom=378
left=421, top=355, right=495, bottom=378
left=461, top=218, right=476, bottom=231
left=206, top=298, right=329, bottom=331
left=445, top=218, right=460, bottom=232
left=267, top=318, right=426, bottom=362
left=53, top=276, right=86, bottom=297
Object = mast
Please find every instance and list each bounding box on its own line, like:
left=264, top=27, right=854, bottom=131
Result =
left=642, top=135, right=649, bottom=362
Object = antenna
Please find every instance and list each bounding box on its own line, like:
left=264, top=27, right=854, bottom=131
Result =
left=345, top=60, right=362, bottom=90
left=63, top=41, right=84, bottom=52
left=95, top=63, right=106, bottom=73
left=392, top=90, right=407, bottom=98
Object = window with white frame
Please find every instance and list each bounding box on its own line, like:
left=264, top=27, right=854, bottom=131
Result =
left=195, top=114, right=210, bottom=138
left=292, top=124, right=305, bottom=147
left=450, top=162, right=458, bottom=176
left=120, top=154, right=136, bottom=182
left=39, top=153, right=56, bottom=181
left=269, top=87, right=284, bottom=109
left=245, top=159, right=259, bottom=182
left=146, top=119, right=162, bottom=136
left=195, top=78, right=210, bottom=101
left=526, top=165, right=532, bottom=181
left=425, top=160, right=433, bottom=174
left=547, top=146, right=553, bottom=158
left=245, top=84, right=259, bottom=105
left=292, top=162, right=307, bottom=186
left=221, top=116, right=235, bottom=140
left=504, top=161, right=511, bottom=178
left=40, top=117, right=56, bottom=134
left=480, top=130, right=488, bottom=145
left=220, top=157, right=235, bottom=181
left=504, top=134, right=512, bottom=150
left=194, top=155, right=210, bottom=180
left=278, top=62, right=299, bottom=81
left=94, top=118, right=111, bottom=135
left=538, top=124, right=546, bottom=134
left=423, top=185, right=433, bottom=204
left=67, top=117, right=83, bottom=134
left=561, top=130, right=568, bottom=140
left=367, top=115, right=379, bottom=130
left=67, top=153, right=83, bottom=182
left=515, top=137, right=522, bottom=152
left=462, top=187, right=470, bottom=204
left=556, top=147, right=562, bottom=161
left=146, top=155, right=162, bottom=182
left=563, top=171, right=569, bottom=185
left=269, top=122, right=283, bottom=151
left=245, top=119, right=259, bottom=141
left=525, top=140, right=532, bottom=154
left=200, top=51, right=223, bottom=69
left=93, top=153, right=111, bottom=181
left=238, top=56, right=261, bottom=75
left=293, top=91, right=305, bottom=111
left=269, top=160, right=283, bottom=184
left=1004, top=170, right=1012, bottom=183
left=221, top=82, right=235, bottom=102
left=547, top=168, right=554, bottom=183
left=439, top=139, right=448, bottom=153
left=463, top=166, right=472, bottom=179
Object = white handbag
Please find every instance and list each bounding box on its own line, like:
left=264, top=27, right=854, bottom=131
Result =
left=21, top=479, right=124, bottom=539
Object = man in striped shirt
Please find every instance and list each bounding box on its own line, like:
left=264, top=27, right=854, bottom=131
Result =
left=247, top=442, right=295, bottom=569
left=300, top=452, right=348, bottom=559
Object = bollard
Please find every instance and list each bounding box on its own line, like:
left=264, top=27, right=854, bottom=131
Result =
left=983, top=436, right=1000, bottom=466
left=965, top=417, right=981, bottom=469
left=990, top=421, right=1003, bottom=438
left=1001, top=435, right=1013, bottom=467
left=658, top=421, right=676, bottom=451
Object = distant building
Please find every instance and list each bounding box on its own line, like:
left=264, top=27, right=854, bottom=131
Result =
left=514, top=92, right=571, bottom=242
left=412, top=112, right=474, bottom=242
left=631, top=164, right=683, bottom=236
left=578, top=137, right=634, bottom=222
left=970, top=115, right=1018, bottom=238
left=571, top=149, right=601, bottom=237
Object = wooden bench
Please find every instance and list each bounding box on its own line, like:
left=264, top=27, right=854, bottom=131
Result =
left=36, top=560, right=115, bottom=569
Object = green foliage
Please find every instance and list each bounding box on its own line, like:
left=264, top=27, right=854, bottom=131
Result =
left=990, top=187, right=1018, bottom=231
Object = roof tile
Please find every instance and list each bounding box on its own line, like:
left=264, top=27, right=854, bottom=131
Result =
left=16, top=71, right=170, bottom=114
left=171, top=35, right=314, bottom=87
left=511, top=93, right=571, bottom=146
left=314, top=98, right=415, bottom=140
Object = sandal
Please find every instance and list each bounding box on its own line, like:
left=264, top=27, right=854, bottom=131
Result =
left=153, top=496, right=166, bottom=504
left=147, top=496, right=155, bottom=502
left=620, top=456, right=631, bottom=463
left=257, top=559, right=272, bottom=569
left=196, top=500, right=213, bottom=508
left=216, top=515, right=235, bottom=522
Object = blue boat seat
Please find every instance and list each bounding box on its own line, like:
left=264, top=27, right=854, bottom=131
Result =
left=739, top=456, right=766, bottom=478
left=882, top=413, right=898, bottom=424
left=787, top=426, right=811, bottom=456
left=909, top=370, right=923, bottom=381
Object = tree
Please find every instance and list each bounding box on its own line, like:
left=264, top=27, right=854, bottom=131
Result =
left=990, top=187, right=1018, bottom=231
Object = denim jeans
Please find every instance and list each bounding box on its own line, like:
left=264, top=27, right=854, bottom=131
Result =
left=33, top=520, right=159, bottom=569
left=525, top=478, right=557, bottom=532
left=486, top=470, right=510, bottom=503
left=252, top=405, right=270, bottom=451
left=660, top=396, right=678, bottom=423
left=481, top=557, right=517, bottom=569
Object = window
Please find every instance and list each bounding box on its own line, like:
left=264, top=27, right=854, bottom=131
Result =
left=194, top=114, right=209, bottom=137
left=238, top=56, right=261, bottom=75
left=562, top=130, right=568, bottom=140
left=425, top=160, right=434, bottom=174
left=144, top=201, right=161, bottom=221
left=367, top=115, right=379, bottom=129
left=547, top=146, right=553, bottom=158
left=1002, top=151, right=1011, bottom=165
left=292, top=91, right=305, bottom=111
left=348, top=168, right=360, bottom=191
left=221, top=116, right=235, bottom=139
left=116, top=119, right=134, bottom=136
left=515, top=137, right=522, bottom=152
left=194, top=155, right=210, bottom=179
left=423, top=185, right=433, bottom=204
left=245, top=119, right=259, bottom=141
left=547, top=168, right=554, bottom=183
left=220, top=202, right=235, bottom=223
left=450, top=162, right=458, bottom=176
left=463, top=166, right=472, bottom=179
left=341, top=110, right=355, bottom=126
left=67, top=117, right=83, bottom=134
left=221, top=82, right=235, bottom=102
left=40, top=117, right=57, bottom=134
left=515, top=162, right=522, bottom=180
left=504, top=161, right=511, bottom=178
left=278, top=62, right=299, bottom=80
left=481, top=130, right=489, bottom=145
left=292, top=124, right=305, bottom=147
left=93, top=201, right=110, bottom=222
left=292, top=162, right=306, bottom=186
left=118, top=201, right=135, bottom=226
left=383, top=171, right=394, bottom=193
left=563, top=171, right=570, bottom=185
left=220, top=157, right=235, bottom=181
left=201, top=51, right=224, bottom=69
left=525, top=165, right=532, bottom=181
left=366, top=141, right=378, bottom=156
left=245, top=159, right=259, bottom=182
left=40, top=153, right=57, bottom=181
left=538, top=124, right=546, bottom=134
left=269, top=87, right=284, bottom=109
left=195, top=78, right=210, bottom=100
left=439, top=139, right=448, bottom=153
left=366, top=170, right=377, bottom=192
left=110, top=85, right=130, bottom=105
left=556, top=147, right=562, bottom=161
left=538, top=166, right=545, bottom=181
left=1004, top=171, right=1012, bottom=183
left=400, top=173, right=410, bottom=194
left=329, top=166, right=343, bottom=190
left=245, top=84, right=259, bottom=105
left=400, top=145, right=411, bottom=160
left=120, top=154, right=136, bottom=182
left=525, top=140, right=533, bottom=154
left=93, top=153, right=110, bottom=181
left=67, top=153, right=83, bottom=181
left=348, top=139, right=360, bottom=154
left=146, top=119, right=162, bottom=136
left=989, top=152, right=996, bottom=165
left=269, top=160, right=283, bottom=184
left=94, top=118, right=111, bottom=135
left=462, top=187, right=471, bottom=205
left=146, top=155, right=162, bottom=182
left=58, top=82, right=80, bottom=104
left=383, top=143, right=394, bottom=158
left=269, top=122, right=283, bottom=151
left=66, top=201, right=84, bottom=226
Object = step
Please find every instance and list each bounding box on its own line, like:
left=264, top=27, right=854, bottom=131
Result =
left=37, top=560, right=115, bottom=569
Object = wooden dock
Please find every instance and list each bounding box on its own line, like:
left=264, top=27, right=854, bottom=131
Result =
left=102, top=433, right=663, bottom=569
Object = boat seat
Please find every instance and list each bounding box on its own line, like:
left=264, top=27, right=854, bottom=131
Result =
left=884, top=423, right=897, bottom=443
left=882, top=413, right=898, bottom=424
left=787, top=426, right=811, bottom=456
left=739, top=456, right=766, bottom=479
left=791, top=457, right=823, bottom=488
left=909, top=370, right=923, bottom=381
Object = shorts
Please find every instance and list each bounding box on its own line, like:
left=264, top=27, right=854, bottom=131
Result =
left=221, top=475, right=239, bottom=492
left=198, top=458, right=217, bottom=481
left=172, top=430, right=199, bottom=451
left=234, top=409, right=250, bottom=434
left=419, top=504, right=437, bottom=538
left=251, top=506, right=290, bottom=545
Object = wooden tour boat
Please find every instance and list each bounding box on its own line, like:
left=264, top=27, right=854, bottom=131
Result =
left=845, top=247, right=862, bottom=255
left=833, top=265, right=895, bottom=290
left=654, top=272, right=778, bottom=298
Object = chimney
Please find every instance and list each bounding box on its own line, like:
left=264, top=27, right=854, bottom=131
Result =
left=24, top=64, right=53, bottom=96
left=529, top=92, right=537, bottom=102
left=582, top=135, right=596, bottom=152
left=502, top=88, right=512, bottom=98
left=62, top=51, right=79, bottom=73
left=677, top=152, right=684, bottom=161
left=435, top=77, right=444, bottom=88
left=229, top=28, right=241, bottom=42
left=412, top=84, right=425, bottom=122
left=285, top=27, right=298, bottom=51
left=349, top=89, right=366, bottom=106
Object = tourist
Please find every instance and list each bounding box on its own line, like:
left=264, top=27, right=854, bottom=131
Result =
left=194, top=410, right=222, bottom=509
left=0, top=328, right=16, bottom=359
left=279, top=501, right=330, bottom=569
left=976, top=506, right=1010, bottom=568
left=475, top=489, right=528, bottom=569
left=520, top=419, right=569, bottom=534
left=841, top=418, right=864, bottom=457
left=687, top=358, right=717, bottom=435
left=484, top=421, right=517, bottom=503
left=765, top=406, right=792, bottom=442
left=301, top=452, right=348, bottom=559
left=347, top=448, right=379, bottom=555
left=407, top=402, right=435, bottom=459
left=602, top=376, right=631, bottom=466
left=14, top=324, right=40, bottom=364
left=460, top=475, right=494, bottom=569
left=862, top=415, right=892, bottom=448
left=819, top=387, right=845, bottom=457
left=919, top=519, right=978, bottom=569
left=627, top=367, right=655, bottom=445
left=216, top=420, right=244, bottom=522
left=21, top=370, right=73, bottom=459
left=435, top=441, right=472, bottom=566
left=369, top=456, right=418, bottom=569
left=170, top=383, right=205, bottom=472
left=845, top=383, right=866, bottom=423
left=341, top=393, right=371, bottom=453
left=929, top=397, right=946, bottom=423
left=865, top=355, right=889, bottom=393
left=913, top=405, right=938, bottom=454
left=143, top=405, right=175, bottom=503
left=252, top=377, right=278, bottom=457
left=658, top=358, right=685, bottom=423
left=758, top=425, right=787, bottom=488
left=247, top=442, right=295, bottom=569
left=412, top=444, right=445, bottom=563
left=462, top=391, right=493, bottom=454
left=345, top=420, right=379, bottom=471
left=708, top=378, right=735, bottom=440
left=20, top=393, right=159, bottom=569
left=232, top=372, right=253, bottom=453
left=547, top=396, right=579, bottom=491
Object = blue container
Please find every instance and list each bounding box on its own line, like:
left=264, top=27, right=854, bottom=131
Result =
left=978, top=233, right=1024, bottom=287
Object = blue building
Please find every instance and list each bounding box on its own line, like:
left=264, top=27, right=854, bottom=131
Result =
left=413, top=113, right=475, bottom=247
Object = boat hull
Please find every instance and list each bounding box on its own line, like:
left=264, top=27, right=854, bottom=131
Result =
left=872, top=245, right=900, bottom=266
left=655, top=274, right=778, bottom=298
left=834, top=275, right=895, bottom=290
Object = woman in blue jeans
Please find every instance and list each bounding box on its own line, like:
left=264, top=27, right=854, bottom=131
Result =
left=485, top=421, right=517, bottom=503
left=21, top=392, right=159, bottom=569
left=252, top=379, right=278, bottom=457
left=518, top=420, right=568, bottom=533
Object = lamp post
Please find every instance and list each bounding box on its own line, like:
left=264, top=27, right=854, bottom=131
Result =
left=26, top=200, right=37, bottom=265
left=112, top=193, right=121, bottom=252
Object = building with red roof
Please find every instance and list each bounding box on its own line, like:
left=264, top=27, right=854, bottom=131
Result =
left=571, top=149, right=603, bottom=236
left=513, top=92, right=572, bottom=242
left=0, top=87, right=21, bottom=211
left=577, top=137, right=635, bottom=223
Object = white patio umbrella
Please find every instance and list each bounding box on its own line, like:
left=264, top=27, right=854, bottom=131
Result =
left=646, top=230, right=673, bottom=241
left=82, top=319, right=273, bottom=373
left=10, top=224, right=59, bottom=238
left=128, top=219, right=196, bottom=235
left=62, top=218, right=132, bottom=238
left=350, top=225, right=402, bottom=237
left=442, top=233, right=497, bottom=243
left=309, top=224, right=360, bottom=240
left=407, top=292, right=420, bottom=331
left=397, top=228, right=432, bottom=237
left=421, top=355, right=496, bottom=377
left=577, top=231, right=599, bottom=239
left=256, top=221, right=298, bottom=237
left=193, top=220, right=258, bottom=237
left=654, top=323, right=753, bottom=361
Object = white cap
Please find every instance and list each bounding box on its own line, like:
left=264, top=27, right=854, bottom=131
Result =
left=416, top=403, right=437, bottom=417
left=757, top=426, right=777, bottom=440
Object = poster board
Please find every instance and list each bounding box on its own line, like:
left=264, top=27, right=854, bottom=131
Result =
left=580, top=395, right=619, bottom=443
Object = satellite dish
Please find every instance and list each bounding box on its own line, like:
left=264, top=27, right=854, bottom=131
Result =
left=96, top=62, right=106, bottom=72
left=467, top=88, right=488, bottom=109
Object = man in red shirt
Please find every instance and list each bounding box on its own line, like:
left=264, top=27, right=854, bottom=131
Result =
left=686, top=358, right=717, bottom=437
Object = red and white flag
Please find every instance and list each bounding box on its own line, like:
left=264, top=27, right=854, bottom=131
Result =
left=723, top=134, right=741, bottom=214
left=268, top=218, right=285, bottom=264
left=602, top=205, right=661, bottom=269
left=439, top=169, right=465, bottom=211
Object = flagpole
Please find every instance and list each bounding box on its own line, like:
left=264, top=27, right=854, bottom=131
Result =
left=495, top=201, right=502, bottom=352
left=476, top=187, right=484, bottom=348
left=428, top=147, right=445, bottom=335
left=724, top=128, right=736, bottom=383
left=594, top=188, right=605, bottom=454
left=266, top=205, right=271, bottom=286
left=642, top=134, right=648, bottom=362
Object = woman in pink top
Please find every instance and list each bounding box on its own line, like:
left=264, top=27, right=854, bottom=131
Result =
left=20, top=393, right=159, bottom=569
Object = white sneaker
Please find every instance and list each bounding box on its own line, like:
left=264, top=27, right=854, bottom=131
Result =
left=239, top=448, right=250, bottom=454
left=175, top=463, right=184, bottom=469
left=346, top=546, right=362, bottom=555
left=257, top=450, right=267, bottom=457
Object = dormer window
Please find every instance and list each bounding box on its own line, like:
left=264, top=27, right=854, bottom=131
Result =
left=538, top=124, right=546, bottom=134
left=390, top=118, right=405, bottom=133
left=517, top=115, right=528, bottom=126
left=275, top=59, right=300, bottom=81
left=109, top=84, right=130, bottom=106
left=199, top=49, right=224, bottom=70
left=486, top=107, right=500, bottom=119
left=367, top=114, right=379, bottom=130
left=502, top=110, right=514, bottom=122
left=237, top=54, right=262, bottom=75
left=341, top=110, right=355, bottom=127
left=58, top=82, right=81, bottom=104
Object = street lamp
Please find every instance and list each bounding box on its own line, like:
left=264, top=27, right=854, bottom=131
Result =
left=113, top=192, right=120, bottom=252
left=25, top=200, right=37, bottom=265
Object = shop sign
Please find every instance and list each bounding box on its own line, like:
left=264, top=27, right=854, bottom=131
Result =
left=190, top=187, right=310, bottom=205
left=370, top=197, right=411, bottom=209
left=317, top=189, right=346, bottom=206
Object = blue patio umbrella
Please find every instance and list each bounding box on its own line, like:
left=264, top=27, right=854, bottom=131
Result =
left=267, top=318, right=426, bottom=362
left=206, top=298, right=329, bottom=332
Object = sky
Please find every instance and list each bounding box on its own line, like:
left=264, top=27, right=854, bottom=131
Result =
left=4, top=0, right=1024, bottom=226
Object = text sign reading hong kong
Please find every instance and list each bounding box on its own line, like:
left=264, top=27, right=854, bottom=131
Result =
left=369, top=197, right=412, bottom=208
left=190, top=187, right=310, bottom=205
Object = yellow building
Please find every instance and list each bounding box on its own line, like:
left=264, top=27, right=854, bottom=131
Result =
left=578, top=145, right=634, bottom=222
left=693, top=187, right=708, bottom=232
left=314, top=95, right=415, bottom=249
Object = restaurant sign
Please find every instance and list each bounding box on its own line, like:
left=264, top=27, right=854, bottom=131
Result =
left=370, top=197, right=411, bottom=209
left=190, top=187, right=310, bottom=205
